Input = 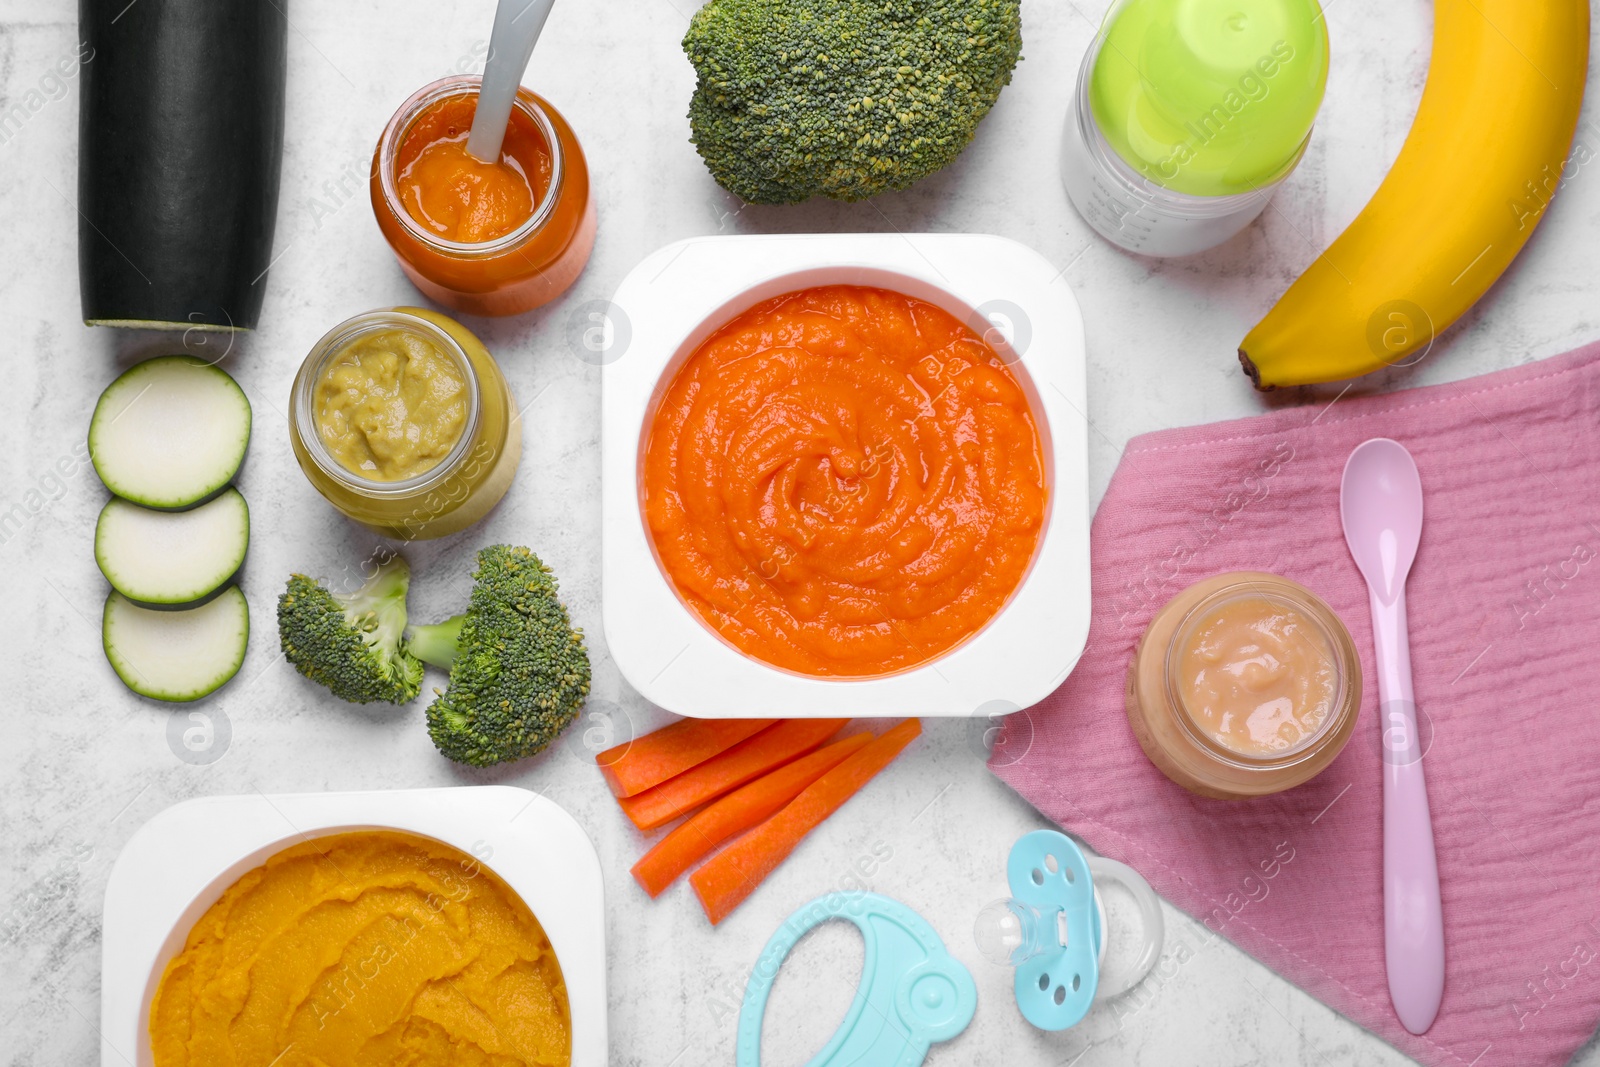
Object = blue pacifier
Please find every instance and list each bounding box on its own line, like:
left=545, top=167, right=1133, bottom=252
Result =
left=737, top=892, right=977, bottom=1067
left=974, top=830, right=1164, bottom=1030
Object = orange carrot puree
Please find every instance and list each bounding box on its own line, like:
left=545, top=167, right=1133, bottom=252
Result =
left=396, top=94, right=553, bottom=243
left=641, top=285, right=1047, bottom=677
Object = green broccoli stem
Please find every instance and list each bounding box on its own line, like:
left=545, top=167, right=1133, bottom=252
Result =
left=405, top=615, right=466, bottom=670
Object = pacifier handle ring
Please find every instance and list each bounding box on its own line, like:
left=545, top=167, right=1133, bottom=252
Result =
left=1085, top=855, right=1165, bottom=1001
left=736, top=892, right=976, bottom=1067
left=736, top=895, right=874, bottom=1067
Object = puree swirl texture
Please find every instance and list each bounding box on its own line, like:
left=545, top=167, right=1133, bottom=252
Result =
left=149, top=831, right=570, bottom=1067
left=642, top=285, right=1047, bottom=676
left=313, top=327, right=469, bottom=482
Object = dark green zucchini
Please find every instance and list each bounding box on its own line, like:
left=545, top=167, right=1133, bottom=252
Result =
left=78, top=0, right=287, bottom=331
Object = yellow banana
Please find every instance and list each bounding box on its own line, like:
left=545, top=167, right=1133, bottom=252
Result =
left=1238, top=0, right=1589, bottom=389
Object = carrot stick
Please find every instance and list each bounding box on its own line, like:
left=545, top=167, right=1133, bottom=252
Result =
left=631, top=733, right=874, bottom=898
left=597, top=718, right=775, bottom=798
left=690, top=719, right=922, bottom=925
left=618, top=719, right=849, bottom=831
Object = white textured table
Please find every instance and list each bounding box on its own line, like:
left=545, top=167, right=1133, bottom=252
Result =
left=2, top=1, right=1597, bottom=1064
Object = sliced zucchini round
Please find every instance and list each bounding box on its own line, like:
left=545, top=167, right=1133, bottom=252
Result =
left=89, top=356, right=252, bottom=509
left=95, top=488, right=250, bottom=605
left=103, top=586, right=249, bottom=702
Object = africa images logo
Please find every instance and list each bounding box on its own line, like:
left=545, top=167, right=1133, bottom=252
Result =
left=1153, top=40, right=1298, bottom=183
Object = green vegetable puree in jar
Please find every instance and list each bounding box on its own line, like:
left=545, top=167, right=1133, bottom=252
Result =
left=313, top=326, right=468, bottom=481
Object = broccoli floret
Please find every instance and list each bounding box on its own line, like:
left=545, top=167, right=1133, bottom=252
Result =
left=411, top=545, right=591, bottom=768
left=277, top=557, right=423, bottom=704
left=682, top=0, right=1023, bottom=203
left=276, top=546, right=589, bottom=764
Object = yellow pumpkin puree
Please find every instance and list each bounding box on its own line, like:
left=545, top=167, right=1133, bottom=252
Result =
left=148, top=831, right=571, bottom=1067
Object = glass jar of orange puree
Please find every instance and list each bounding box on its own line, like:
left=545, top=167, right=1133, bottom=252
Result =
left=289, top=307, right=522, bottom=540
left=1126, top=571, right=1361, bottom=799
left=372, top=75, right=596, bottom=316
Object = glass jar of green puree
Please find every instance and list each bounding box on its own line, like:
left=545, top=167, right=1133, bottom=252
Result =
left=289, top=307, right=522, bottom=540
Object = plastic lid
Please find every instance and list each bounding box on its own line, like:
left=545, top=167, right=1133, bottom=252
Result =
left=1087, top=0, right=1329, bottom=197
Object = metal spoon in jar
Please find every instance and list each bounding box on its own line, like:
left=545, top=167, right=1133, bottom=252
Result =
left=1339, top=437, right=1444, bottom=1035
left=466, top=0, right=558, bottom=164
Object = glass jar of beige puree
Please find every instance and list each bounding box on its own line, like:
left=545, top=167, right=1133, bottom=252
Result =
left=1126, top=571, right=1360, bottom=799
left=289, top=307, right=521, bottom=540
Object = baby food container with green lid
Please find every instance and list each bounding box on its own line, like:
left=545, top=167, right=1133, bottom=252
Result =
left=1061, top=0, right=1329, bottom=257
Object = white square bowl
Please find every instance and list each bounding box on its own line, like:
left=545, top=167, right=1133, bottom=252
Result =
left=601, top=233, right=1090, bottom=718
left=100, top=786, right=606, bottom=1066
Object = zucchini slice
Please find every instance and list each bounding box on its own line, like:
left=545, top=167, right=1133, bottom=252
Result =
left=103, top=586, right=249, bottom=702
left=89, top=356, right=252, bottom=509
left=79, top=0, right=287, bottom=330
left=95, top=489, right=249, bottom=605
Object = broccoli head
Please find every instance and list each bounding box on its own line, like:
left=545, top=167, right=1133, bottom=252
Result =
left=682, top=0, right=1023, bottom=203
left=277, top=557, right=423, bottom=705
left=412, top=545, right=591, bottom=768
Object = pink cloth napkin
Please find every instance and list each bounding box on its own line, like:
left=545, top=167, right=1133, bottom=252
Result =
left=991, top=344, right=1600, bottom=1066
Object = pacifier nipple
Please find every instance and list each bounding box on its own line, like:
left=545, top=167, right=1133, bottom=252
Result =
left=974, top=897, right=1052, bottom=966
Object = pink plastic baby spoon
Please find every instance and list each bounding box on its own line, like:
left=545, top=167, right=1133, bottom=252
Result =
left=1340, top=438, right=1444, bottom=1035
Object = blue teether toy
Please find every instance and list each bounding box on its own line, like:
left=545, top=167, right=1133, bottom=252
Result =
left=974, top=830, right=1164, bottom=1031
left=737, top=892, right=976, bottom=1067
